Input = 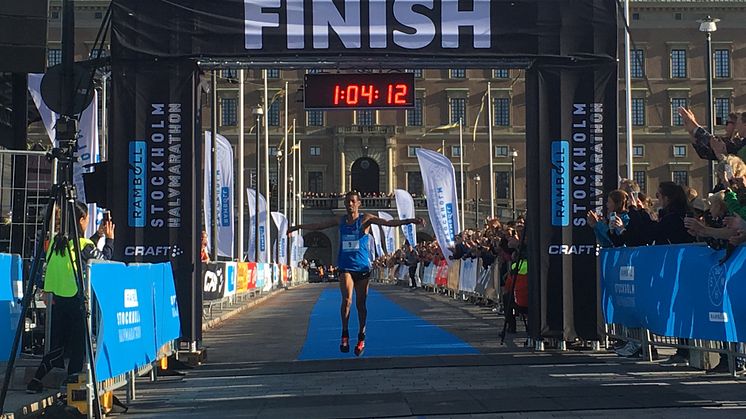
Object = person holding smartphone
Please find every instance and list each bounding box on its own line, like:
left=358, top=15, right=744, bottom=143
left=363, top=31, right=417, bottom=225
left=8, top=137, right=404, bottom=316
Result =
left=587, top=190, right=630, bottom=248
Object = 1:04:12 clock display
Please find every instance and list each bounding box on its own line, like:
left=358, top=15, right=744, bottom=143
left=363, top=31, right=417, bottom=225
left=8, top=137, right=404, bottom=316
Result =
left=333, top=84, right=409, bottom=106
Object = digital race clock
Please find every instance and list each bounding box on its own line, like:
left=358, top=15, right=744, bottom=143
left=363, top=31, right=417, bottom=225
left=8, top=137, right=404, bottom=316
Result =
left=304, top=73, right=415, bottom=110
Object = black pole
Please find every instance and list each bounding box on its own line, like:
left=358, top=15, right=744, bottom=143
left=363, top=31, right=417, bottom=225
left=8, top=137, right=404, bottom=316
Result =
left=705, top=32, right=715, bottom=190
left=210, top=71, right=218, bottom=260
left=475, top=180, right=480, bottom=228
left=511, top=152, right=517, bottom=219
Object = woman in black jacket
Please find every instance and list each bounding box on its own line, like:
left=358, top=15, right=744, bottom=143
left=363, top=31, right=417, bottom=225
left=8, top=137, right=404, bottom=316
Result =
left=610, top=182, right=694, bottom=246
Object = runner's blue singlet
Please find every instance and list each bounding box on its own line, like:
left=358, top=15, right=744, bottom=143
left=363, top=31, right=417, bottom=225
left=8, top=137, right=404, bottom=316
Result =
left=337, top=215, right=371, bottom=272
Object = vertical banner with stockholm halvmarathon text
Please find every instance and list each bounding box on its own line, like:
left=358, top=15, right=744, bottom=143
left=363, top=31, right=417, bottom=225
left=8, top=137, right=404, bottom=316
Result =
left=416, top=149, right=460, bottom=264
left=526, top=63, right=618, bottom=342
left=109, top=60, right=200, bottom=343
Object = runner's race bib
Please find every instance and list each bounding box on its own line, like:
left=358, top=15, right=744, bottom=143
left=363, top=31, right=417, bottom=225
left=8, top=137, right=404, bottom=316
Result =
left=341, top=235, right=360, bottom=251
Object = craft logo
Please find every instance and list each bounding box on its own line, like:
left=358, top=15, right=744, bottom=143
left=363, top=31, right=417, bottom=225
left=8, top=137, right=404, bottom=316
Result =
left=124, top=289, right=139, bottom=308
left=708, top=264, right=726, bottom=307
left=548, top=244, right=596, bottom=255
left=124, top=245, right=184, bottom=258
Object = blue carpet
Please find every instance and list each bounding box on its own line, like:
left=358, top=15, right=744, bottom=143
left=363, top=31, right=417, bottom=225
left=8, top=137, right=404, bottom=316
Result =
left=298, top=288, right=478, bottom=360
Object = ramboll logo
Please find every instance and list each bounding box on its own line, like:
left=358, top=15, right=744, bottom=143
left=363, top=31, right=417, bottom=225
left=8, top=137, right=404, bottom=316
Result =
left=124, top=289, right=139, bottom=308
left=708, top=264, right=726, bottom=307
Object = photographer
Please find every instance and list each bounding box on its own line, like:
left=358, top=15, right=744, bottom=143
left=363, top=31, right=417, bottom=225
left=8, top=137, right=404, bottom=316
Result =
left=27, top=202, right=115, bottom=394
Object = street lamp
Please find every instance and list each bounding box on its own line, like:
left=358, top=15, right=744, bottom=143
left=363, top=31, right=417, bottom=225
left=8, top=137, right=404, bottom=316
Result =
left=473, top=174, right=481, bottom=228
left=510, top=148, right=518, bottom=219
left=698, top=15, right=719, bottom=189
left=252, top=105, right=263, bottom=262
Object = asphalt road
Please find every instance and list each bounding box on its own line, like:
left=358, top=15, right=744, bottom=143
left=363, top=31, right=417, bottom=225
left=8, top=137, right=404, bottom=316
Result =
left=114, top=283, right=746, bottom=418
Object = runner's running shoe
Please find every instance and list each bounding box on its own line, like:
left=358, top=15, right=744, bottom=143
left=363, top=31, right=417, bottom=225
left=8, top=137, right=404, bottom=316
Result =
left=354, top=333, right=365, bottom=356
left=340, top=332, right=350, bottom=353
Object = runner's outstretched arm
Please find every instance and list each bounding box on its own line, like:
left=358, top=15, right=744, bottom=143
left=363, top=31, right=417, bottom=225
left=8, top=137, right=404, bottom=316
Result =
left=287, top=217, right=339, bottom=234
left=363, top=215, right=426, bottom=231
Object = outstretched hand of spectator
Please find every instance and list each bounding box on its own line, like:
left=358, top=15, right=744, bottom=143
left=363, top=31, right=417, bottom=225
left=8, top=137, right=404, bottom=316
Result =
left=677, top=107, right=701, bottom=135
left=725, top=214, right=746, bottom=231
left=684, top=216, right=706, bottom=236
left=730, top=230, right=746, bottom=246
left=586, top=210, right=600, bottom=228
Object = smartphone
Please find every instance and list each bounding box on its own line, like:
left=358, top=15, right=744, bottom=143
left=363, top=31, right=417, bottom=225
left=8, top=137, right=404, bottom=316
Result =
left=103, top=211, right=111, bottom=222
left=609, top=212, right=617, bottom=224
left=724, top=163, right=734, bottom=182
left=631, top=191, right=639, bottom=201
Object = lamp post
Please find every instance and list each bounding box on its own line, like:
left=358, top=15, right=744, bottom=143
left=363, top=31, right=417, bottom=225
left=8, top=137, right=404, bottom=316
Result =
left=252, top=105, right=263, bottom=262
left=510, top=148, right=518, bottom=219
left=698, top=15, right=719, bottom=190
left=473, top=174, right=481, bottom=228
left=276, top=149, right=283, bottom=212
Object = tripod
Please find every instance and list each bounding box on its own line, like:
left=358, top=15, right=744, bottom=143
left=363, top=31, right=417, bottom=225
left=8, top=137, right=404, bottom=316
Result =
left=0, top=117, right=103, bottom=419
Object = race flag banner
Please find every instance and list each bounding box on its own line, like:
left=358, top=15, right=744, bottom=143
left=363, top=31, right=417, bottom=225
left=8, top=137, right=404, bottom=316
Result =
left=247, top=188, right=269, bottom=263
left=416, top=149, right=460, bottom=263
left=377, top=212, right=396, bottom=254
left=370, top=223, right=385, bottom=259
left=204, top=131, right=235, bottom=258
left=394, top=189, right=417, bottom=247
left=271, top=212, right=288, bottom=265
left=290, top=232, right=304, bottom=267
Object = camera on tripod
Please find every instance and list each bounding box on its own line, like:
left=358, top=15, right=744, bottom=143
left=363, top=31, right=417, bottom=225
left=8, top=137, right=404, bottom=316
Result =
left=47, top=117, right=79, bottom=165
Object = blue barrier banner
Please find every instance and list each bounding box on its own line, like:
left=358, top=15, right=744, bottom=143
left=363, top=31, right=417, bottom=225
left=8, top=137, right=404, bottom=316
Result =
left=153, top=262, right=181, bottom=348
left=91, top=262, right=157, bottom=381
left=0, top=253, right=22, bottom=362
left=601, top=244, right=746, bottom=343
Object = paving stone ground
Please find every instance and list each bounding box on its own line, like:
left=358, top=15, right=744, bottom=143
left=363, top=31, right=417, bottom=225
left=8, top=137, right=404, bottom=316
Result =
left=112, top=283, right=746, bottom=418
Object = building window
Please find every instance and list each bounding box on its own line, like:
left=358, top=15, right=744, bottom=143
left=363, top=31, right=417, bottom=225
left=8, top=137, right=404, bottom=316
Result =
left=89, top=48, right=107, bottom=58
left=670, top=98, right=688, bottom=126
left=307, top=110, right=324, bottom=126
left=449, top=98, right=466, bottom=124
left=449, top=69, right=466, bottom=79
left=631, top=49, right=645, bottom=78
left=495, top=172, right=511, bottom=200
left=494, top=145, right=509, bottom=158
left=221, top=98, right=237, bottom=126
left=308, top=171, right=323, bottom=193
left=94, top=11, right=103, bottom=19
left=407, top=172, right=423, bottom=196
left=632, top=145, right=644, bottom=157
left=356, top=110, right=375, bottom=126
left=51, top=10, right=59, bottom=19
left=451, top=146, right=461, bottom=158
left=407, top=98, right=423, bottom=127
left=306, top=68, right=322, bottom=74
left=408, top=69, right=423, bottom=78
left=493, top=69, right=509, bottom=79
left=672, top=170, right=688, bottom=186
left=673, top=145, right=687, bottom=157
left=268, top=146, right=278, bottom=157
left=310, top=146, right=321, bottom=156
left=47, top=49, right=62, bottom=67
left=407, top=146, right=421, bottom=158
left=493, top=98, right=510, bottom=126
left=266, top=69, right=280, bottom=79
left=249, top=169, right=257, bottom=189
left=631, top=98, right=645, bottom=126
left=715, top=98, right=730, bottom=126
left=670, top=49, right=687, bottom=79
left=633, top=171, right=647, bottom=194
left=268, top=100, right=281, bottom=126
left=222, top=69, right=237, bottom=79
left=714, top=49, right=730, bottom=79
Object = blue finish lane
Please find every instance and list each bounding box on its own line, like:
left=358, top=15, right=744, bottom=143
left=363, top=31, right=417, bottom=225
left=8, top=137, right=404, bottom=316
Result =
left=298, top=288, right=478, bottom=360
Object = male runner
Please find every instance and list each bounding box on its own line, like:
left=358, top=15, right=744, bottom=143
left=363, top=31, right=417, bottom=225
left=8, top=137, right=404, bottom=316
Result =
left=287, top=191, right=425, bottom=356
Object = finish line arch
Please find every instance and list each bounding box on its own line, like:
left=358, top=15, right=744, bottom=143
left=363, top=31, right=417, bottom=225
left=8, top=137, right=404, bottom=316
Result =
left=107, top=0, right=619, bottom=346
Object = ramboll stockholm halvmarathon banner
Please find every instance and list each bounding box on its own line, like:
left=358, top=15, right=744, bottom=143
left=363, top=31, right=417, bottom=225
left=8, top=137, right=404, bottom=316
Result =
left=204, top=131, right=234, bottom=258
left=247, top=188, right=269, bottom=263
left=416, top=149, right=460, bottom=264
left=271, top=212, right=288, bottom=265
left=394, top=189, right=417, bottom=247
left=377, top=211, right=396, bottom=254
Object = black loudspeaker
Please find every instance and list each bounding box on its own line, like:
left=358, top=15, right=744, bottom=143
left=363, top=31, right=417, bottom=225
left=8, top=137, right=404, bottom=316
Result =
left=0, top=1, right=49, bottom=73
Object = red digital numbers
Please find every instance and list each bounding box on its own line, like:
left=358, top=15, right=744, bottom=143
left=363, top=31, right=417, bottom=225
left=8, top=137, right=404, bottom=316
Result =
left=333, top=82, right=409, bottom=107
left=386, top=84, right=408, bottom=105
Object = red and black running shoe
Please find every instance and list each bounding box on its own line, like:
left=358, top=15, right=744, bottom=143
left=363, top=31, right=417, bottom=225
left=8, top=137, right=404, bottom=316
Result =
left=354, top=333, right=365, bottom=357
left=340, top=332, right=350, bottom=353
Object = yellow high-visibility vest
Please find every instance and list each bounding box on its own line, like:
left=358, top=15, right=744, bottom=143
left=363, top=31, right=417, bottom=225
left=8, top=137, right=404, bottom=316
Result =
left=44, top=237, right=94, bottom=298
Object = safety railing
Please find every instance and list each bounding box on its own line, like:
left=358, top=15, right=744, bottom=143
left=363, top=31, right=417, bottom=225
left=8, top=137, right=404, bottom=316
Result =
left=0, top=150, right=54, bottom=261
